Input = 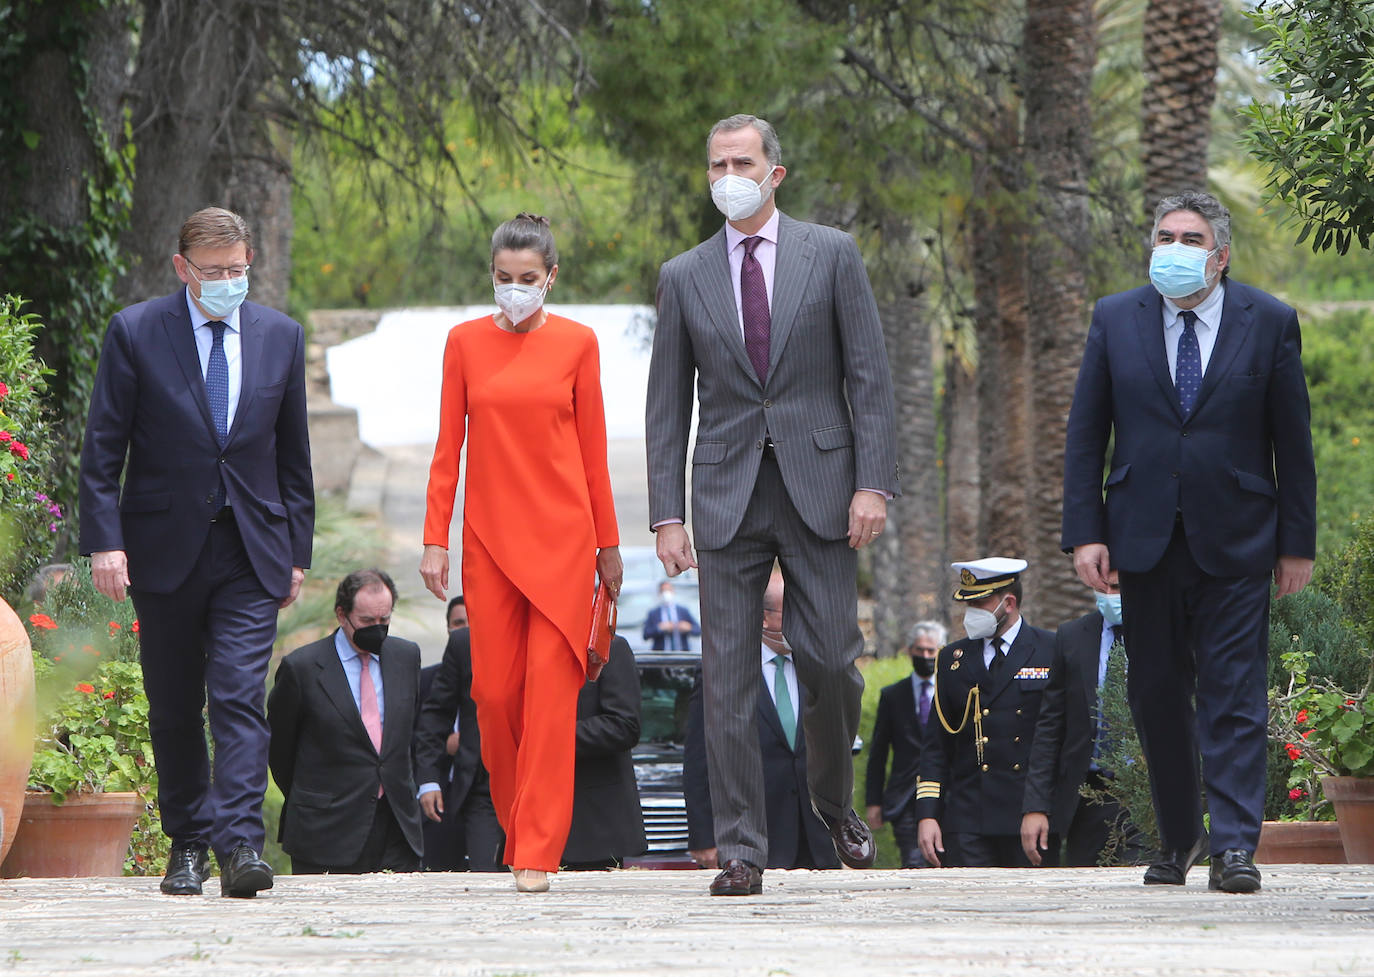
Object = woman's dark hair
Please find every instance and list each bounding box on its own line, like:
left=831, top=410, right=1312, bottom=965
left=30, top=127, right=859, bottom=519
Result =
left=490, top=212, right=557, bottom=271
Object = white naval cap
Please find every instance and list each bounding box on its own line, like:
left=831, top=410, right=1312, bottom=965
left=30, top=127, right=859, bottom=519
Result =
left=950, top=557, right=1028, bottom=601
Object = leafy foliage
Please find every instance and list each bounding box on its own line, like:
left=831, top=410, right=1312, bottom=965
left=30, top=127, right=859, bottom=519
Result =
left=0, top=295, right=61, bottom=605
left=1243, top=0, right=1374, bottom=254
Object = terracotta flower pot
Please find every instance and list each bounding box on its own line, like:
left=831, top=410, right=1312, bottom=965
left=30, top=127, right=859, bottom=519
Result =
left=1255, top=820, right=1346, bottom=864
left=0, top=597, right=37, bottom=866
left=0, top=791, right=143, bottom=878
left=1321, top=775, right=1374, bottom=864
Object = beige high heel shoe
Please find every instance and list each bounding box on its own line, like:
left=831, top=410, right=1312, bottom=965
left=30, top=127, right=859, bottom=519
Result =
left=512, top=868, right=549, bottom=893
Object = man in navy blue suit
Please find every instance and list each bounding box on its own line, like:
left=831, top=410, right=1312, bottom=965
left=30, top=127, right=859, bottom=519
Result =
left=641, top=580, right=701, bottom=650
left=79, top=207, right=314, bottom=898
left=1062, top=190, right=1316, bottom=894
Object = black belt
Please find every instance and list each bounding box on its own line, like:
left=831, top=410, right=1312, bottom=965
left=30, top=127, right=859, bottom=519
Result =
left=210, top=505, right=235, bottom=523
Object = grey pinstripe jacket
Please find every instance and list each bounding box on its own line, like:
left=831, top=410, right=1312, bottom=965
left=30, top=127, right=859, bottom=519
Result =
left=646, top=212, right=899, bottom=548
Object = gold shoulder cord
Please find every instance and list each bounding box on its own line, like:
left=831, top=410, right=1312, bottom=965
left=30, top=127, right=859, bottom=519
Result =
left=931, top=650, right=984, bottom=766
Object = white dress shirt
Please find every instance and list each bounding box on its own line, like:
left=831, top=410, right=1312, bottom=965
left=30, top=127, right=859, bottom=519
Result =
left=1162, top=280, right=1225, bottom=381
left=983, top=616, right=1024, bottom=669
left=186, top=286, right=243, bottom=430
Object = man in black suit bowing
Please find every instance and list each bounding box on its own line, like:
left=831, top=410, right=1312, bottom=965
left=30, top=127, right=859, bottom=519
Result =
left=866, top=620, right=946, bottom=868
left=79, top=207, right=313, bottom=897
left=916, top=559, right=1056, bottom=868
left=268, top=570, right=424, bottom=874
left=1062, top=191, right=1316, bottom=893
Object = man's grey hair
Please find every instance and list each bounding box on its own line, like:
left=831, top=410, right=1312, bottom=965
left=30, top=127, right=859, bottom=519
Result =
left=907, top=620, right=948, bottom=647
left=706, top=114, right=782, bottom=167
left=1151, top=189, right=1232, bottom=257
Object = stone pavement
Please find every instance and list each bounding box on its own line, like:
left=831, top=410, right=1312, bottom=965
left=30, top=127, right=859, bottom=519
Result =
left=3, top=866, right=1372, bottom=976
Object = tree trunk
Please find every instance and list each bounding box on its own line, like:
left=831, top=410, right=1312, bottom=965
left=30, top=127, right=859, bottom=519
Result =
left=1022, top=0, right=1097, bottom=627
left=943, top=331, right=980, bottom=604
left=1140, top=0, right=1222, bottom=217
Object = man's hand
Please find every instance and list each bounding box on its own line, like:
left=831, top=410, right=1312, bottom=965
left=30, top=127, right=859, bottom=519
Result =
left=917, top=817, right=944, bottom=868
left=676, top=620, right=693, bottom=632
left=420, top=544, right=449, bottom=601
left=91, top=550, right=130, bottom=602
left=419, top=787, right=444, bottom=823
left=1275, top=556, right=1314, bottom=598
left=865, top=805, right=883, bottom=830
left=1021, top=811, right=1051, bottom=866
left=1073, top=543, right=1112, bottom=593
left=689, top=847, right=718, bottom=869
left=655, top=523, right=698, bottom=577
left=848, top=491, right=887, bottom=550
left=445, top=732, right=460, bottom=756
left=279, top=567, right=305, bottom=609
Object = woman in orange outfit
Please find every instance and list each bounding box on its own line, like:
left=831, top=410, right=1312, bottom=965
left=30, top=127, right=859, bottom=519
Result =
left=420, top=213, right=622, bottom=893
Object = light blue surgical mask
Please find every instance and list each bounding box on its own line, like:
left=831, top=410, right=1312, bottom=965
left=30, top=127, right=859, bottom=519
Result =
left=1095, top=591, right=1123, bottom=627
left=1148, top=242, right=1216, bottom=299
left=189, top=266, right=250, bottom=319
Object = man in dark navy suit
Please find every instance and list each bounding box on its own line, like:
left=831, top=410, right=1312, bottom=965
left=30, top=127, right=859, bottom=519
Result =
left=683, top=571, right=838, bottom=871
left=865, top=620, right=945, bottom=868
left=1062, top=190, right=1316, bottom=893
left=641, top=580, right=701, bottom=650
left=79, top=207, right=314, bottom=898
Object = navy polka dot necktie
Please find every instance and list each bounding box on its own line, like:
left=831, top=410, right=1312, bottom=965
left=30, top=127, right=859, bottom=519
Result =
left=1176, top=310, right=1201, bottom=416
left=207, top=321, right=229, bottom=507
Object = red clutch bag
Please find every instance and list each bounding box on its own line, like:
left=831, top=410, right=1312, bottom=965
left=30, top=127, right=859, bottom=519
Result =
left=586, top=581, right=618, bottom=681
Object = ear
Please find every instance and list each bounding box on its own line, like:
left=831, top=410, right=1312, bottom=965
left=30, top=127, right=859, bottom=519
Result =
left=335, top=606, right=348, bottom=630
left=546, top=264, right=558, bottom=290
left=769, top=165, right=787, bottom=190
left=172, top=253, right=192, bottom=286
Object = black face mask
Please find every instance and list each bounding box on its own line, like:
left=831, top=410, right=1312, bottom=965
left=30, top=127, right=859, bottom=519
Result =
left=911, top=655, right=936, bottom=678
left=351, top=623, right=389, bottom=655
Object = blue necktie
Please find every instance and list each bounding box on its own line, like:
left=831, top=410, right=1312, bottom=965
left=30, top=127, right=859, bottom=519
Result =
left=1176, top=310, right=1201, bottom=416
left=772, top=654, right=797, bottom=751
left=207, top=321, right=229, bottom=507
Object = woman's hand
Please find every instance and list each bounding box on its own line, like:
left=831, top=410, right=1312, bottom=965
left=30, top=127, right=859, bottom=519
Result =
left=420, top=544, right=450, bottom=601
left=596, top=545, right=624, bottom=597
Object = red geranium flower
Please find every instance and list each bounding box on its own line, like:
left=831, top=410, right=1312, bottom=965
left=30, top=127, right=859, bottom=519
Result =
left=9, top=441, right=28, bottom=460
left=4, top=472, right=13, bottom=482
left=1301, top=728, right=1313, bottom=739
left=1296, top=708, right=1309, bottom=724
left=102, top=690, right=115, bottom=700
left=0, top=381, right=8, bottom=398
left=1345, top=699, right=1357, bottom=709
left=1289, top=787, right=1308, bottom=801
left=0, top=430, right=11, bottom=442
left=27, top=613, right=57, bottom=630
left=132, top=620, right=140, bottom=634
left=75, top=683, right=96, bottom=694
left=1285, top=743, right=1302, bottom=761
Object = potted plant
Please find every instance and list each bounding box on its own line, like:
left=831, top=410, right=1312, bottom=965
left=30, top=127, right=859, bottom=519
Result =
left=1, top=562, right=169, bottom=877
left=1272, top=640, right=1374, bottom=863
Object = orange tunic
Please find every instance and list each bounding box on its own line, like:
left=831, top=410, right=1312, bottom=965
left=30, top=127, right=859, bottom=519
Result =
left=423, top=313, right=619, bottom=659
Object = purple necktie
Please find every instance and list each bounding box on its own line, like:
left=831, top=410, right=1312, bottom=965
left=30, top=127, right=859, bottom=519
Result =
left=741, top=236, right=771, bottom=383
left=918, top=680, right=931, bottom=728
left=1176, top=310, right=1201, bottom=416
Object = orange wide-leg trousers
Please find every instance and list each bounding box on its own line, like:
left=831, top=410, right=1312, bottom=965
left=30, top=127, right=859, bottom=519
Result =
left=462, top=527, right=583, bottom=872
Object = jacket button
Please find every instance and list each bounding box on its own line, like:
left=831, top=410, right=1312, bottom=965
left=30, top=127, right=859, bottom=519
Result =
left=1013, top=763, right=1021, bottom=771
left=1182, top=431, right=1191, bottom=438
left=763, top=399, right=772, bottom=408
left=204, top=495, right=214, bottom=504
left=756, top=440, right=764, bottom=450
left=981, top=736, right=990, bottom=745
left=1171, top=470, right=1179, bottom=478
left=1016, top=709, right=1023, bottom=716
left=1014, top=736, right=1021, bottom=743
left=981, top=764, right=989, bottom=772
left=982, top=708, right=990, bottom=717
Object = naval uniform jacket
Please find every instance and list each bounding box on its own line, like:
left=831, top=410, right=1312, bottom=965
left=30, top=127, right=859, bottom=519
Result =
left=915, top=623, right=1055, bottom=836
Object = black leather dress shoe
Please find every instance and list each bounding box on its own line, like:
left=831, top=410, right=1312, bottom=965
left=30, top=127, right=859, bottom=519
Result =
left=1143, top=832, right=1209, bottom=886
left=821, top=807, right=877, bottom=869
left=220, top=844, right=274, bottom=899
left=160, top=843, right=210, bottom=896
left=709, top=859, right=763, bottom=896
left=1208, top=849, right=1262, bottom=893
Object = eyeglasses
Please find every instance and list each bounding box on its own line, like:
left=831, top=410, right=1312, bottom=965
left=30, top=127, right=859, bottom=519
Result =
left=184, top=257, right=251, bottom=281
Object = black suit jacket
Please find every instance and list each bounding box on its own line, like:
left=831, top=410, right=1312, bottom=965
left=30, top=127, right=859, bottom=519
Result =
left=915, top=623, right=1056, bottom=836
left=78, top=290, right=314, bottom=596
left=1061, top=280, right=1316, bottom=575
left=564, top=636, right=647, bottom=863
left=413, top=628, right=488, bottom=815
left=865, top=675, right=928, bottom=820
left=267, top=631, right=424, bottom=865
left=1023, top=611, right=1109, bottom=833
left=684, top=665, right=837, bottom=869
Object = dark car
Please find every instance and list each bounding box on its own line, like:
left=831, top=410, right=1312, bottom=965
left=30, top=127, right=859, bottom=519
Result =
left=624, top=650, right=699, bottom=868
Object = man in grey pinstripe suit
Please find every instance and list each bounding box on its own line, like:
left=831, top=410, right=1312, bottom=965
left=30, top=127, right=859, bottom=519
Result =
left=646, top=114, right=899, bottom=896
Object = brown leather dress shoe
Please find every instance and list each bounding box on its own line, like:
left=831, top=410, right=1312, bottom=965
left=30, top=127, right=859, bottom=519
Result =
left=822, top=808, right=877, bottom=869
left=709, top=859, right=762, bottom=896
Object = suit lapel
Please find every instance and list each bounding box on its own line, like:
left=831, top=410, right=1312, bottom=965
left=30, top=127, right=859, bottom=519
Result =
left=766, top=214, right=816, bottom=380
left=378, top=645, right=404, bottom=756
left=227, top=303, right=262, bottom=444
left=1133, top=290, right=1183, bottom=421
left=758, top=678, right=789, bottom=749
left=689, top=230, right=758, bottom=383
left=315, top=636, right=374, bottom=752
left=162, top=292, right=219, bottom=443
left=1191, top=282, right=1250, bottom=418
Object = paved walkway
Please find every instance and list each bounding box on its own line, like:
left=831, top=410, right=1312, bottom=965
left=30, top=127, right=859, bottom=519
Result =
left=3, top=866, right=1372, bottom=976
